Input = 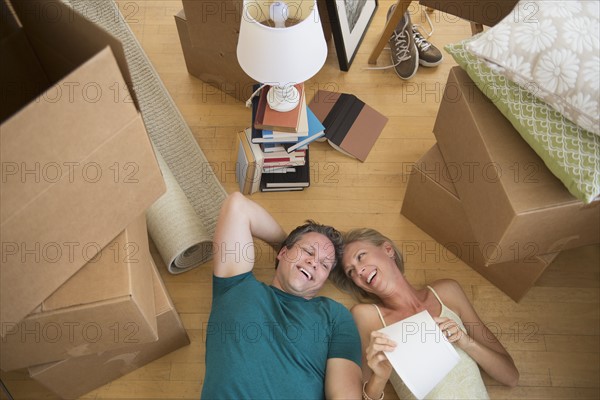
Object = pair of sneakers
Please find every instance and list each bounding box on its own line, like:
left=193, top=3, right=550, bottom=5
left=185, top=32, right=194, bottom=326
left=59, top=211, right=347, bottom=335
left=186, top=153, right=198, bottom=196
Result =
left=386, top=4, right=443, bottom=80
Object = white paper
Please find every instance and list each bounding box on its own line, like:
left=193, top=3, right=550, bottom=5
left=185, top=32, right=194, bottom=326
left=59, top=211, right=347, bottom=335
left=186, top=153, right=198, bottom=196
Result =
left=378, top=310, right=460, bottom=400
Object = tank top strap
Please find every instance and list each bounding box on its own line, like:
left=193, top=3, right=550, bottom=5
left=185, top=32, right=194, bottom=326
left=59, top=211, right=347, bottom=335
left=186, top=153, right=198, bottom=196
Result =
left=427, top=285, right=445, bottom=308
left=371, top=304, right=387, bottom=327
left=427, top=285, right=464, bottom=330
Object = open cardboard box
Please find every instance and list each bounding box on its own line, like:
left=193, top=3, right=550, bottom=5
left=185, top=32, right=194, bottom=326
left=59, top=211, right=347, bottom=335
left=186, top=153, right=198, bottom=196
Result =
left=28, top=256, right=190, bottom=400
left=0, top=0, right=166, bottom=333
left=402, top=144, right=559, bottom=302
left=0, top=214, right=158, bottom=371
left=433, top=67, right=600, bottom=266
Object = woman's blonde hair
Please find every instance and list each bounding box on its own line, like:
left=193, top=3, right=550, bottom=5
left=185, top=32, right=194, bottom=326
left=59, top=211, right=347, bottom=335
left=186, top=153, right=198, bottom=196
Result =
left=329, top=228, right=404, bottom=303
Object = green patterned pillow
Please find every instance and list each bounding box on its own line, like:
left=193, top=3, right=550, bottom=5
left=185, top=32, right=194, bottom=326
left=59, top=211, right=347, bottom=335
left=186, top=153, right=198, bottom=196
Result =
left=445, top=38, right=600, bottom=204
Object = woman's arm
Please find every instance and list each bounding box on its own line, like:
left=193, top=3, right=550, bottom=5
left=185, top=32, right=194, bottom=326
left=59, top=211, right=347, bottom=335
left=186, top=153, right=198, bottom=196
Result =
left=351, top=304, right=397, bottom=399
left=433, top=279, right=520, bottom=387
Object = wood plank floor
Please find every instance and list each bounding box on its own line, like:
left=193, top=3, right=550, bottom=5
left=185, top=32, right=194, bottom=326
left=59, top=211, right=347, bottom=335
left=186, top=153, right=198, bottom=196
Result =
left=2, top=1, right=599, bottom=399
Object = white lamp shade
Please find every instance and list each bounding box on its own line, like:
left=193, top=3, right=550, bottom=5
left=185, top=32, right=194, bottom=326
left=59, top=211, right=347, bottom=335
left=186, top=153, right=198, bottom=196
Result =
left=237, top=0, right=327, bottom=86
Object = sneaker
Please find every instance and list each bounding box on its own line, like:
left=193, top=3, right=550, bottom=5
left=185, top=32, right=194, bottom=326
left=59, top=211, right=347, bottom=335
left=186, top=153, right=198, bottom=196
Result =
left=386, top=4, right=418, bottom=80
left=412, top=26, right=443, bottom=67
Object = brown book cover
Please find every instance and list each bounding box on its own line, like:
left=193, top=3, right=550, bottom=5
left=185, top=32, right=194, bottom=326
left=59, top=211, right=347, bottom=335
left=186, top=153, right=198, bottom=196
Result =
left=255, top=83, right=305, bottom=133
left=308, top=90, right=341, bottom=122
left=308, top=90, right=388, bottom=162
left=254, top=85, right=268, bottom=129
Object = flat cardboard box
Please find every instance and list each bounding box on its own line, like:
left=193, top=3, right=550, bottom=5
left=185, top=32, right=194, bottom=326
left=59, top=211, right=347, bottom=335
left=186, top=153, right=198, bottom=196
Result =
left=174, top=7, right=255, bottom=103
left=401, top=144, right=559, bottom=302
left=418, top=0, right=518, bottom=27
left=29, top=258, right=190, bottom=400
left=0, top=215, right=158, bottom=371
left=1, top=0, right=166, bottom=331
left=433, top=67, right=600, bottom=265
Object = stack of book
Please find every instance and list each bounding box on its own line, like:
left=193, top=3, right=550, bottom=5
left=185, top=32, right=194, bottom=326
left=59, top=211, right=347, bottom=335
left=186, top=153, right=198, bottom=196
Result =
left=237, top=84, right=325, bottom=193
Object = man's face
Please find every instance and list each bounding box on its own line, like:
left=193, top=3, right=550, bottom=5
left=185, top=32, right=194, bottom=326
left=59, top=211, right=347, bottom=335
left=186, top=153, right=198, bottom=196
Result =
left=273, top=232, right=336, bottom=299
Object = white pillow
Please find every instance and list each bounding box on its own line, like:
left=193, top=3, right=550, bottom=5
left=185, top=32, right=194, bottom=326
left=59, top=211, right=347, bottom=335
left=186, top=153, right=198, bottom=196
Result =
left=466, top=0, right=600, bottom=136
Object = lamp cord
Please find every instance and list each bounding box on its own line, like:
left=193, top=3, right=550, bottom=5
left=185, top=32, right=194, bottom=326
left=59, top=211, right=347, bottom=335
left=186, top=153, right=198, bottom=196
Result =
left=245, top=83, right=267, bottom=108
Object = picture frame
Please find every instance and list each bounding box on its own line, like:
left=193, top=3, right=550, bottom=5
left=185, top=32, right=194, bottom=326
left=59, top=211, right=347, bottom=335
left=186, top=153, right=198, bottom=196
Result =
left=326, top=0, right=378, bottom=71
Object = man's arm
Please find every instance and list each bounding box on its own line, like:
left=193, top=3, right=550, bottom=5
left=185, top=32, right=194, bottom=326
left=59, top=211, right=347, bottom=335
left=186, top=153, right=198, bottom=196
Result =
left=213, top=192, right=287, bottom=278
left=324, top=358, right=362, bottom=399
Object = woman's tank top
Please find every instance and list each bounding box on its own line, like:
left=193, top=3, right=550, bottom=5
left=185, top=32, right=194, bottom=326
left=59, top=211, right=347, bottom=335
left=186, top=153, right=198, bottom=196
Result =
left=372, top=285, right=489, bottom=399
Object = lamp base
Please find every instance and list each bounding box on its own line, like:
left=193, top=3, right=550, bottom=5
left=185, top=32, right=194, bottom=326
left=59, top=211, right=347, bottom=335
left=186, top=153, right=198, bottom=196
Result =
left=267, top=85, right=300, bottom=112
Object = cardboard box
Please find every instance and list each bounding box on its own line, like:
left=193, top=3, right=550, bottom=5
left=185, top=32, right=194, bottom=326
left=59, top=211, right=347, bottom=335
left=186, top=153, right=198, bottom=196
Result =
left=175, top=0, right=331, bottom=103
left=28, top=258, right=190, bottom=400
left=433, top=67, right=600, bottom=265
left=174, top=7, right=255, bottom=103
left=180, top=0, right=243, bottom=50
left=1, top=0, right=166, bottom=332
left=181, top=0, right=332, bottom=49
left=0, top=0, right=19, bottom=40
left=0, top=214, right=158, bottom=371
left=418, top=0, right=518, bottom=27
left=401, top=145, right=559, bottom=302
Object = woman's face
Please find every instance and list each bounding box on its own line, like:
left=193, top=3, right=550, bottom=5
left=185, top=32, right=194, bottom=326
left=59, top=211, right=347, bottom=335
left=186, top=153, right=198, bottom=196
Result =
left=341, top=240, right=396, bottom=293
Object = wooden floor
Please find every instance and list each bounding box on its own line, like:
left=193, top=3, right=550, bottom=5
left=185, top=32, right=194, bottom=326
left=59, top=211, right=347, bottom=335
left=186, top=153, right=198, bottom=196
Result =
left=2, top=1, right=599, bottom=399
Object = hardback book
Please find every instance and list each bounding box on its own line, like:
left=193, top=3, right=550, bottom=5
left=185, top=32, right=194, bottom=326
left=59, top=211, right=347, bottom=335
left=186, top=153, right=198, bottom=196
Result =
left=263, top=166, right=296, bottom=173
left=255, top=130, right=299, bottom=144
left=259, top=184, right=305, bottom=192
left=378, top=310, right=460, bottom=400
left=308, top=90, right=388, bottom=162
left=284, top=106, right=325, bottom=153
left=261, top=143, right=286, bottom=153
left=263, top=159, right=305, bottom=167
left=262, top=149, right=306, bottom=163
left=261, top=98, right=309, bottom=139
left=254, top=83, right=305, bottom=133
left=250, top=90, right=300, bottom=144
left=253, top=84, right=268, bottom=129
left=262, top=148, right=306, bottom=167
left=236, top=128, right=264, bottom=194
left=262, top=158, right=305, bottom=169
left=261, top=147, right=310, bottom=190
left=261, top=130, right=301, bottom=140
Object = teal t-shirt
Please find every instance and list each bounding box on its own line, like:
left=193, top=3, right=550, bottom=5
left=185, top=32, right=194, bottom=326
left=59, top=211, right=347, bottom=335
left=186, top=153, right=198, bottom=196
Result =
left=201, top=272, right=361, bottom=399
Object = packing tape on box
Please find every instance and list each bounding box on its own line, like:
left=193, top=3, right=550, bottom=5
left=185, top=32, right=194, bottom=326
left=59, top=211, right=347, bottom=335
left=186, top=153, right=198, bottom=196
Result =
left=146, top=150, right=213, bottom=274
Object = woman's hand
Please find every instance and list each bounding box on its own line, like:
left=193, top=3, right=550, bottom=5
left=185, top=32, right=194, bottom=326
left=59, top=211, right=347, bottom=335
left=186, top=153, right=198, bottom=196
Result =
left=365, top=331, right=397, bottom=381
left=435, top=316, right=470, bottom=349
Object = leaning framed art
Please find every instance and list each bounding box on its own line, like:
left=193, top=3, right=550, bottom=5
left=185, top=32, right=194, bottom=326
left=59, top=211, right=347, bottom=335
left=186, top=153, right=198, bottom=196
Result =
left=326, top=0, right=378, bottom=71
